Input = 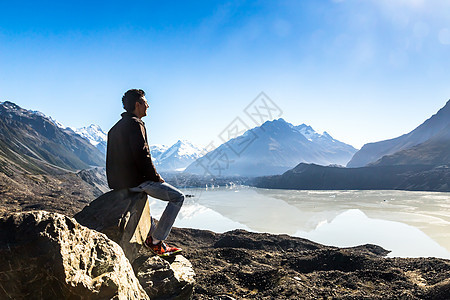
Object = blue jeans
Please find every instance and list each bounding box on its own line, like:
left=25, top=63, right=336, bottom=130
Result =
left=130, top=181, right=184, bottom=241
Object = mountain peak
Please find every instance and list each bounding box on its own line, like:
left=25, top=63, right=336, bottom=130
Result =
left=175, top=139, right=191, bottom=145
left=0, top=100, right=21, bottom=109
left=322, top=131, right=332, bottom=138
left=0, top=101, right=27, bottom=115
left=87, top=124, right=102, bottom=130
left=155, top=140, right=205, bottom=171
left=73, top=125, right=107, bottom=147
left=261, top=118, right=287, bottom=126
left=296, top=123, right=313, bottom=130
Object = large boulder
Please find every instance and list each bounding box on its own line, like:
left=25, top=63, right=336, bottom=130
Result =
left=74, top=189, right=195, bottom=299
left=0, top=211, right=149, bottom=299
left=74, top=189, right=151, bottom=263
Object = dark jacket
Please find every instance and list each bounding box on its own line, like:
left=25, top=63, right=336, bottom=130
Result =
left=106, top=112, right=161, bottom=189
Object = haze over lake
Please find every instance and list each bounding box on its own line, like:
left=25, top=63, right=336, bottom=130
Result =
left=149, top=187, right=450, bottom=259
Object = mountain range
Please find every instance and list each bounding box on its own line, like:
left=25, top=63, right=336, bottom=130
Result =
left=348, top=100, right=450, bottom=167
left=254, top=100, right=450, bottom=192
left=185, top=118, right=357, bottom=177
left=0, top=101, right=105, bottom=174
left=1, top=99, right=448, bottom=192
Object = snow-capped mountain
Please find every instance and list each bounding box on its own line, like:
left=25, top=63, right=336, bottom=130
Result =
left=155, top=140, right=205, bottom=172
left=71, top=124, right=107, bottom=155
left=0, top=101, right=105, bottom=173
left=150, top=144, right=169, bottom=162
left=47, top=116, right=66, bottom=129
left=185, top=118, right=357, bottom=177
left=14, top=102, right=108, bottom=157
left=295, top=124, right=320, bottom=141
left=46, top=115, right=108, bottom=156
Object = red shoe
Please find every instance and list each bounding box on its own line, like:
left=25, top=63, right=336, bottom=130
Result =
left=144, top=235, right=182, bottom=257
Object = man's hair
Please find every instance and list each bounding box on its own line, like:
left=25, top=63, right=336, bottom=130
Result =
left=122, top=89, right=146, bottom=112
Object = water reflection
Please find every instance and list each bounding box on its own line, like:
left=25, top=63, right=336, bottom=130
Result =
left=148, top=186, right=450, bottom=259
left=295, top=209, right=450, bottom=258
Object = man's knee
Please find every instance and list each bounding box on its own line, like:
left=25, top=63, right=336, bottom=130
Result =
left=171, top=192, right=184, bottom=206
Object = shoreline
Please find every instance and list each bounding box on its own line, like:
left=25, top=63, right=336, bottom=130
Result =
left=152, top=187, right=450, bottom=259
left=167, top=227, right=450, bottom=299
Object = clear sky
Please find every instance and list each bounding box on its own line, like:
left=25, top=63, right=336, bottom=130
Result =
left=1, top=0, right=450, bottom=149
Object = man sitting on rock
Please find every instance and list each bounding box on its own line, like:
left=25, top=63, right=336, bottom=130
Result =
left=106, top=88, right=184, bottom=257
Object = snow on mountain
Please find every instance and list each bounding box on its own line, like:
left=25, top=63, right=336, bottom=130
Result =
left=47, top=116, right=66, bottom=129
left=150, top=144, right=169, bottom=161
left=71, top=124, right=108, bottom=155
left=72, top=125, right=107, bottom=146
left=0, top=101, right=105, bottom=171
left=185, top=118, right=357, bottom=177
left=295, top=124, right=319, bottom=141
left=155, top=140, right=205, bottom=172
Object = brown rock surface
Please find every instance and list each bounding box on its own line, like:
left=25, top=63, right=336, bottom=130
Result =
left=0, top=211, right=149, bottom=299
left=74, top=189, right=151, bottom=263
left=74, top=189, right=196, bottom=299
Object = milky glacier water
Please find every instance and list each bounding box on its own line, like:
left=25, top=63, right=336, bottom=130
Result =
left=148, top=186, right=450, bottom=259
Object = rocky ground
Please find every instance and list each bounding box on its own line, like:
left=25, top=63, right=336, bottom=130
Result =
left=0, top=170, right=104, bottom=217
left=167, top=228, right=450, bottom=299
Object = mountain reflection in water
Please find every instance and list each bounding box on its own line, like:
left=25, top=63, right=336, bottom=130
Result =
left=148, top=186, right=450, bottom=259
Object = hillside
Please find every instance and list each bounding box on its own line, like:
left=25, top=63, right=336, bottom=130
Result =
left=348, top=100, right=450, bottom=167
left=0, top=101, right=105, bottom=174
left=252, top=163, right=450, bottom=192
left=371, top=123, right=450, bottom=167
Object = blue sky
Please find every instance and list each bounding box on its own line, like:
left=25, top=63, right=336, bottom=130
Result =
left=1, top=0, right=450, bottom=149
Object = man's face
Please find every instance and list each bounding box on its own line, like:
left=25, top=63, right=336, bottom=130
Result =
left=135, top=96, right=149, bottom=119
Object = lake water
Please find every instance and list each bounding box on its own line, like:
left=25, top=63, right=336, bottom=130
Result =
left=148, top=186, right=450, bottom=259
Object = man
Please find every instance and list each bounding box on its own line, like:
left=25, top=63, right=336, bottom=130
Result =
left=106, top=89, right=184, bottom=257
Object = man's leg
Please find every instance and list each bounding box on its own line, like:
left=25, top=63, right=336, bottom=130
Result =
left=131, top=181, right=184, bottom=241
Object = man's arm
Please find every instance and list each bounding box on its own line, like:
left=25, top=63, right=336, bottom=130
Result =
left=128, top=120, right=163, bottom=182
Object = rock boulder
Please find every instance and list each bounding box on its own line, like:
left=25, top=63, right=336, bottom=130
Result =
left=0, top=211, right=149, bottom=299
left=74, top=189, right=151, bottom=263
left=74, top=189, right=195, bottom=299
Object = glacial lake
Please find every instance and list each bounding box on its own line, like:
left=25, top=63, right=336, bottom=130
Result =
left=148, top=186, right=450, bottom=259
